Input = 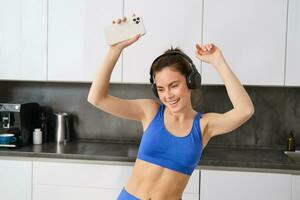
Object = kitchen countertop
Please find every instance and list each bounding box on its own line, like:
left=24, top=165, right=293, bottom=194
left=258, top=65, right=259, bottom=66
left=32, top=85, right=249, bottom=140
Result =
left=0, top=140, right=299, bottom=174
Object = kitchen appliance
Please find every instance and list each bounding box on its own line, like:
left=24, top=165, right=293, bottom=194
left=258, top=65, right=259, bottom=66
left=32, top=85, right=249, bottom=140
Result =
left=54, top=112, right=71, bottom=144
left=0, top=103, right=41, bottom=148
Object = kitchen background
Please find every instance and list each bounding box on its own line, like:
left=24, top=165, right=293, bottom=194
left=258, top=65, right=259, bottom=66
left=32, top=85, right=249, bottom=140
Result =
left=0, top=80, right=299, bottom=149
left=1, top=0, right=300, bottom=200
left=1, top=0, right=298, bottom=151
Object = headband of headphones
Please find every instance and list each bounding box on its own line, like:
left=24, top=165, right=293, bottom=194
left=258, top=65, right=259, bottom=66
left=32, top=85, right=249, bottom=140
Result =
left=149, top=50, right=199, bottom=84
left=149, top=50, right=202, bottom=98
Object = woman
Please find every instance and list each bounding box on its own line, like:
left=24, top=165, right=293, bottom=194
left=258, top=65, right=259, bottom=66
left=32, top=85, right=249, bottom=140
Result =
left=87, top=16, right=254, bottom=200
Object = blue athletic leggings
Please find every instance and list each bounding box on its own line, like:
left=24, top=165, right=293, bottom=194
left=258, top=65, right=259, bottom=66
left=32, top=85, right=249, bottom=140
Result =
left=117, top=188, right=140, bottom=200
left=117, top=188, right=182, bottom=200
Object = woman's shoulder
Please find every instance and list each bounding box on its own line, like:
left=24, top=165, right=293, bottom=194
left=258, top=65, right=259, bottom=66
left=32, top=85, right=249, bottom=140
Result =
left=199, top=112, right=210, bottom=127
left=138, top=99, right=160, bottom=131
left=140, top=99, right=160, bottom=117
left=198, top=112, right=209, bottom=138
left=134, top=99, right=160, bottom=118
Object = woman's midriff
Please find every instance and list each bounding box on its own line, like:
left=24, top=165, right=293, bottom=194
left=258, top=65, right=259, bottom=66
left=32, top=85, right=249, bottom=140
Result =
left=124, top=159, right=190, bottom=200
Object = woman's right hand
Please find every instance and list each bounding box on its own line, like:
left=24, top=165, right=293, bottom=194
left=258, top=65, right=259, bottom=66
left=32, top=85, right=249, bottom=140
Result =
left=110, top=16, right=140, bottom=51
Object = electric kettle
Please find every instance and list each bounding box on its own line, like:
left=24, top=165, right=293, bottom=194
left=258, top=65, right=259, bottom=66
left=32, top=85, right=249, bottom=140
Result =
left=54, top=112, right=71, bottom=144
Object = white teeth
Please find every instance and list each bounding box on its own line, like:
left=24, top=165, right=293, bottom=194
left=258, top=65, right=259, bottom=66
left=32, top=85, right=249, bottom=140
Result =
left=168, top=100, right=178, bottom=105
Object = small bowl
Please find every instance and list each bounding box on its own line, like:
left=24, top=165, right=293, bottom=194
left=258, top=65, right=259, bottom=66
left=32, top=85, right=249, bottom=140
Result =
left=0, top=134, right=17, bottom=144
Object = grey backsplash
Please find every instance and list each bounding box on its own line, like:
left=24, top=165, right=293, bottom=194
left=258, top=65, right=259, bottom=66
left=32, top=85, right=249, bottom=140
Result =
left=0, top=81, right=299, bottom=150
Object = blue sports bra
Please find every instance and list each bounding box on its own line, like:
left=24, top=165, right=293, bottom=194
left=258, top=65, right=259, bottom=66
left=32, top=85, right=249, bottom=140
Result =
left=137, top=104, right=203, bottom=175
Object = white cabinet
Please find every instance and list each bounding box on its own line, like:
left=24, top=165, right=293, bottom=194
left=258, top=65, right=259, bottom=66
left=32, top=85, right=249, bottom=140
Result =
left=292, top=175, right=300, bottom=200
left=33, top=161, right=199, bottom=200
left=0, top=0, right=47, bottom=81
left=33, top=186, right=120, bottom=200
left=181, top=194, right=199, bottom=200
left=202, top=0, right=287, bottom=86
left=285, top=0, right=300, bottom=86
left=32, top=161, right=133, bottom=200
left=47, top=0, right=122, bottom=82
left=183, top=169, right=199, bottom=200
left=123, top=0, right=203, bottom=83
left=200, top=169, right=291, bottom=200
left=0, top=159, right=32, bottom=200
left=0, top=0, right=294, bottom=85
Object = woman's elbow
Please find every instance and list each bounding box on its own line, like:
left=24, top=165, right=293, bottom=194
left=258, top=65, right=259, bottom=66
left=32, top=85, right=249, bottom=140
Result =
left=87, top=94, right=99, bottom=106
left=87, top=94, right=108, bottom=109
left=244, top=106, right=255, bottom=119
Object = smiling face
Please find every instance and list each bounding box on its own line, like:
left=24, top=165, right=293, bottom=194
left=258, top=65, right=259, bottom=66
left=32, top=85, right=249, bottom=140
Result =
left=155, top=66, right=192, bottom=113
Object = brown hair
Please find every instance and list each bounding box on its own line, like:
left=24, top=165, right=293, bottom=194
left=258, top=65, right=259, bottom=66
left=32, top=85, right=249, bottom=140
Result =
left=150, top=47, right=193, bottom=80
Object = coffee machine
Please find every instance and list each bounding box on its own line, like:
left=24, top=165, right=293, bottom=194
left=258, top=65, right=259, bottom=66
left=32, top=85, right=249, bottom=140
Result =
left=0, top=103, right=41, bottom=148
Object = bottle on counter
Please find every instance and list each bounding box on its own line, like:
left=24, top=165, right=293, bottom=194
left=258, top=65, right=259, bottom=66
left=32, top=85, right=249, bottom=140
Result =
left=287, top=131, right=296, bottom=151
left=33, top=128, right=43, bottom=145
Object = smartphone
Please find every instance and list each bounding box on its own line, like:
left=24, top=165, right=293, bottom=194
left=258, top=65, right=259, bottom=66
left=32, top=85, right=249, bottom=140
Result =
left=104, top=15, right=146, bottom=45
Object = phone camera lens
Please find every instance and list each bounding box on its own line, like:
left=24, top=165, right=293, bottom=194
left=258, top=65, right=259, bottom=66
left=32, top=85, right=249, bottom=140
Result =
left=133, top=18, right=136, bottom=21
left=137, top=17, right=140, bottom=20
left=136, top=21, right=139, bottom=24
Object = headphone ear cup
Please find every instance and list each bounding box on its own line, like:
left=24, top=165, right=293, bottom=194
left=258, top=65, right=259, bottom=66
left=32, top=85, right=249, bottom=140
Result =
left=193, top=72, right=202, bottom=88
left=152, top=83, right=159, bottom=98
left=186, top=73, right=194, bottom=89
left=187, top=72, right=202, bottom=89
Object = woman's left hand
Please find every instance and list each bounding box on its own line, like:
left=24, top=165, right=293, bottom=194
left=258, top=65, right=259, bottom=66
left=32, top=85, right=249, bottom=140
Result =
left=195, top=43, right=225, bottom=66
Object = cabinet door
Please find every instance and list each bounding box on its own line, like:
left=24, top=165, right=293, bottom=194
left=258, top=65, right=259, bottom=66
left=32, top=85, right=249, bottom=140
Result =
left=181, top=194, right=199, bottom=200
left=292, top=175, right=300, bottom=200
left=200, top=169, right=291, bottom=200
left=202, top=0, right=287, bottom=86
left=0, top=0, right=47, bottom=81
left=48, top=0, right=122, bottom=82
left=33, top=185, right=121, bottom=200
left=123, top=0, right=203, bottom=83
left=33, top=161, right=133, bottom=199
left=0, top=159, right=32, bottom=200
left=285, top=0, right=300, bottom=86
left=182, top=169, right=199, bottom=200
left=184, top=168, right=199, bottom=193
left=33, top=161, right=133, bottom=188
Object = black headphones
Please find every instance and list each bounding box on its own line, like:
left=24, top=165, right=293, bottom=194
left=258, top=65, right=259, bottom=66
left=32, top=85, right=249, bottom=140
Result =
left=149, top=50, right=202, bottom=98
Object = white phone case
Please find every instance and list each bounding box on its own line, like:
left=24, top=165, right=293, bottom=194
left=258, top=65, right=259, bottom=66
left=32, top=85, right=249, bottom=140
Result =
left=104, top=16, right=146, bottom=45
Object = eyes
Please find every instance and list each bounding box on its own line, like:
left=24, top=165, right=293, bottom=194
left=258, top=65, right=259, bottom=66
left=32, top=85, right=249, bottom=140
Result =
left=157, top=83, right=179, bottom=92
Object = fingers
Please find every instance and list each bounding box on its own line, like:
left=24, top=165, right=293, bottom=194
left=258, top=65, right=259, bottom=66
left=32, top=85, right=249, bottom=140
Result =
left=112, top=14, right=135, bottom=24
left=130, top=34, right=140, bottom=43
left=112, top=16, right=127, bottom=24
left=116, top=34, right=140, bottom=49
left=196, top=43, right=214, bottom=52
